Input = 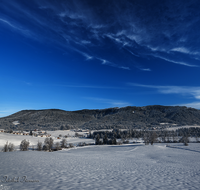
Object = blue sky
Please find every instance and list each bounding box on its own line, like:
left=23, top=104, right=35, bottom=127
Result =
left=1, top=0, right=200, bottom=117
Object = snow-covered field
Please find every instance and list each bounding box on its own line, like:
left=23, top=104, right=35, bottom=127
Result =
left=0, top=142, right=200, bottom=190
left=0, top=131, right=94, bottom=150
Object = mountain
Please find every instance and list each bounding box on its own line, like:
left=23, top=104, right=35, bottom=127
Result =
left=0, top=105, right=200, bottom=131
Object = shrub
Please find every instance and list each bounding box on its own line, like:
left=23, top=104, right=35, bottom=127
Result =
left=69, top=143, right=74, bottom=148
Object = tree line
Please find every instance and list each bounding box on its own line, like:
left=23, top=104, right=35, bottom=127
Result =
left=91, top=127, right=200, bottom=145
left=1, top=137, right=74, bottom=152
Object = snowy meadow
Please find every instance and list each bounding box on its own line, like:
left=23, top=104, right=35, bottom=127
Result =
left=0, top=140, right=200, bottom=190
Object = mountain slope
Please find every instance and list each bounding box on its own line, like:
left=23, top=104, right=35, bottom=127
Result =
left=0, top=105, right=200, bottom=130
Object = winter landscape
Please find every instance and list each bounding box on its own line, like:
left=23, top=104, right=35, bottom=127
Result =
left=1, top=0, right=200, bottom=189
left=0, top=129, right=200, bottom=190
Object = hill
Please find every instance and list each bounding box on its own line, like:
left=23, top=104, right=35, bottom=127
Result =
left=1, top=105, right=200, bottom=130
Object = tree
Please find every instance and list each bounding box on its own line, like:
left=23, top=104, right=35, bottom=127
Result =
left=183, top=135, right=189, bottom=146
left=44, top=137, right=54, bottom=151
left=195, top=135, right=199, bottom=143
left=112, top=137, right=117, bottom=145
left=37, top=141, right=42, bottom=151
left=61, top=139, right=67, bottom=148
left=103, top=133, right=108, bottom=144
left=20, top=139, right=30, bottom=151
left=8, top=142, right=15, bottom=152
left=95, top=134, right=100, bottom=145
left=2, top=141, right=9, bottom=152
left=143, top=132, right=149, bottom=145
left=149, top=132, right=157, bottom=145
left=29, top=130, right=33, bottom=136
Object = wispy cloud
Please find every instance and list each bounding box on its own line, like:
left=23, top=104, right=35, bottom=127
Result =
left=128, top=83, right=200, bottom=99
left=178, top=102, right=200, bottom=109
left=54, top=84, right=127, bottom=90
left=1, top=0, right=200, bottom=71
left=152, top=55, right=198, bottom=67
left=84, top=97, right=131, bottom=107
left=72, top=48, right=93, bottom=60
left=0, top=18, right=31, bottom=36
left=0, top=108, right=22, bottom=118
left=140, top=68, right=151, bottom=71
left=171, top=47, right=200, bottom=56
left=96, top=57, right=130, bottom=70
left=81, top=40, right=91, bottom=45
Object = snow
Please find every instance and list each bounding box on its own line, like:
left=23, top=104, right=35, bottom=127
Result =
left=0, top=142, right=200, bottom=190
left=0, top=131, right=94, bottom=150
left=166, top=125, right=200, bottom=131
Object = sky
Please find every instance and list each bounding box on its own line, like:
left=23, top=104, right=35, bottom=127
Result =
left=1, top=0, right=200, bottom=117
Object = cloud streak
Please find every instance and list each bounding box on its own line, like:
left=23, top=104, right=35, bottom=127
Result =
left=84, top=97, right=131, bottom=107
left=1, top=0, right=200, bottom=71
left=128, top=83, right=200, bottom=100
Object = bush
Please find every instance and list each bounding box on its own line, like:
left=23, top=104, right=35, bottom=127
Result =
left=20, top=139, right=30, bottom=151
left=69, top=143, right=74, bottom=148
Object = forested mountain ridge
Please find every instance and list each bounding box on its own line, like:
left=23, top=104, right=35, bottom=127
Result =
left=0, top=105, right=200, bottom=130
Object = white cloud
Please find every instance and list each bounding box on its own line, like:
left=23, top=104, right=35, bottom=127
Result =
left=140, top=68, right=151, bottom=71
left=81, top=40, right=91, bottom=44
left=178, top=102, right=200, bottom=109
left=0, top=18, right=31, bottom=36
left=152, top=55, right=198, bottom=67
left=125, top=48, right=139, bottom=57
left=119, top=66, right=130, bottom=70
left=84, top=97, right=131, bottom=107
left=128, top=83, right=200, bottom=100
left=96, top=57, right=130, bottom=70
left=171, top=47, right=200, bottom=56
left=72, top=48, right=93, bottom=60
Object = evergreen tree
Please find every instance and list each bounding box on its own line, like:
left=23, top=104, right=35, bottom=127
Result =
left=103, top=133, right=108, bottom=144
left=95, top=134, right=100, bottom=145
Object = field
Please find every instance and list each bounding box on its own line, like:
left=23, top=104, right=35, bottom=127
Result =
left=0, top=135, right=200, bottom=190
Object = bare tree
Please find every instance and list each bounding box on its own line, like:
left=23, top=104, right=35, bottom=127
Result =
left=37, top=141, right=42, bottom=151
left=2, top=142, right=15, bottom=152
left=8, top=142, right=15, bottom=152
left=183, top=135, right=189, bottom=146
left=20, top=139, right=30, bottom=151
left=195, top=135, right=199, bottom=143
left=44, top=137, right=54, bottom=151
left=61, top=139, right=67, bottom=148
left=143, top=133, right=149, bottom=145
left=55, top=142, right=61, bottom=151
left=149, top=131, right=157, bottom=145
left=2, top=141, right=9, bottom=152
